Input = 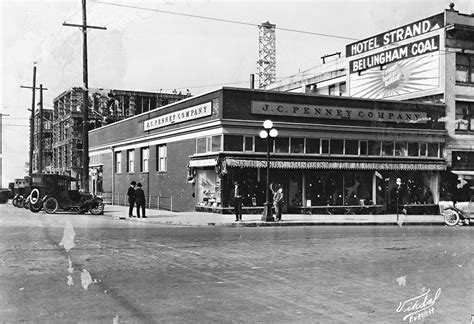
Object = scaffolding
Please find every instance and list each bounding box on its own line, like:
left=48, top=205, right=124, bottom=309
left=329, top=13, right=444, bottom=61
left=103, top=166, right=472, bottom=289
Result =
left=257, top=21, right=276, bottom=88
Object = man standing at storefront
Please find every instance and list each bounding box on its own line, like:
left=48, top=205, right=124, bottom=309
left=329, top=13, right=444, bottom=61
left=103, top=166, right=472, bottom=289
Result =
left=273, top=186, right=284, bottom=221
left=127, top=181, right=136, bottom=218
left=135, top=183, right=147, bottom=218
left=232, top=180, right=243, bottom=222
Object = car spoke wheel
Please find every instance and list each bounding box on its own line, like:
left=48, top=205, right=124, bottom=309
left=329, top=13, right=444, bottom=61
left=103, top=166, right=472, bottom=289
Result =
left=29, top=200, right=43, bottom=213
left=444, top=209, right=459, bottom=226
left=89, top=201, right=104, bottom=215
left=44, top=197, right=59, bottom=214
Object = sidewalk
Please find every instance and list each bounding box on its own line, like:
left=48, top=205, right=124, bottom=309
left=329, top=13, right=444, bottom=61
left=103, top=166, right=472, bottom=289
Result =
left=103, top=204, right=446, bottom=227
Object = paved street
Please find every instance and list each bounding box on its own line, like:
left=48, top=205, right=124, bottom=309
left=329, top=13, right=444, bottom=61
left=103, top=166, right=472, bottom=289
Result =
left=0, top=204, right=473, bottom=323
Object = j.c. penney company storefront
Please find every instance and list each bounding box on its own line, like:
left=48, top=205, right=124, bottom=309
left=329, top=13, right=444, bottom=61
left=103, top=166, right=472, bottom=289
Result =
left=89, top=87, right=447, bottom=214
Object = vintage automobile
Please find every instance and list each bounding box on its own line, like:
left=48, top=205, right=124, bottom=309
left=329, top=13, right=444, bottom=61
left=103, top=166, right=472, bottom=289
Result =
left=443, top=187, right=474, bottom=226
left=27, top=174, right=104, bottom=215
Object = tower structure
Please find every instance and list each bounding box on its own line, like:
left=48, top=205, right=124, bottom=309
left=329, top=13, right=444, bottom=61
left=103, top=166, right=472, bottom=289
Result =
left=257, top=21, right=276, bottom=88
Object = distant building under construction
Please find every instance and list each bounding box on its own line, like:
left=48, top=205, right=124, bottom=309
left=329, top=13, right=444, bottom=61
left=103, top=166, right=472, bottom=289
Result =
left=51, top=87, right=189, bottom=181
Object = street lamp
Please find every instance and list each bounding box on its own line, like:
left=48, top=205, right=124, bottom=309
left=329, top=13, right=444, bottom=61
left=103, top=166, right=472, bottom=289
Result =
left=259, top=120, right=278, bottom=221
left=396, top=178, right=402, bottom=222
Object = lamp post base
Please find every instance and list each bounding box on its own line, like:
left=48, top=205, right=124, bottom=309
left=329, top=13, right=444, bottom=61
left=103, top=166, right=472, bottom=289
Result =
left=261, top=202, right=275, bottom=222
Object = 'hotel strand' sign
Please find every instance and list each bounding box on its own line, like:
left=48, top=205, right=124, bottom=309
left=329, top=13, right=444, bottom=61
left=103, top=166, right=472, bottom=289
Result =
left=251, top=101, right=428, bottom=124
left=345, top=13, right=443, bottom=57
left=144, top=102, right=212, bottom=131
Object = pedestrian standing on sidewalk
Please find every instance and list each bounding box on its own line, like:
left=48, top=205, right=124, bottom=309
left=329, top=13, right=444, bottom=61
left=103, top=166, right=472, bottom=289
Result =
left=273, top=185, right=284, bottom=221
left=232, top=180, right=243, bottom=221
left=135, top=183, right=147, bottom=218
left=127, top=181, right=136, bottom=218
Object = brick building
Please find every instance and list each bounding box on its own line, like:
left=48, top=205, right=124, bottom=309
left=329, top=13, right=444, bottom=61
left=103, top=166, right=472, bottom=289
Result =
left=89, top=87, right=446, bottom=214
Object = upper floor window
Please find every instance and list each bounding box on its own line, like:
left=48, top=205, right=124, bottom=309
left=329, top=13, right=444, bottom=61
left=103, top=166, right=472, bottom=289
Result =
left=157, top=144, right=167, bottom=172
left=329, top=85, right=336, bottom=96
left=455, top=102, right=474, bottom=132
left=127, top=149, right=135, bottom=173
left=339, top=82, right=347, bottom=96
left=456, top=53, right=474, bottom=84
left=196, top=135, right=222, bottom=154
left=140, top=147, right=149, bottom=172
left=115, top=151, right=122, bottom=173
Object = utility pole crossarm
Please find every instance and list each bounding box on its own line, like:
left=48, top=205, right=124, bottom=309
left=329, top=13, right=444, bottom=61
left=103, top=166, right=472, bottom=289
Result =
left=20, top=86, right=48, bottom=90
left=62, top=22, right=107, bottom=30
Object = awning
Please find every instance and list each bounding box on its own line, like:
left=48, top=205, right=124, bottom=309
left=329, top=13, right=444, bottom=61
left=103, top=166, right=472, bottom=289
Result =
left=189, top=158, right=217, bottom=167
left=225, top=158, right=446, bottom=171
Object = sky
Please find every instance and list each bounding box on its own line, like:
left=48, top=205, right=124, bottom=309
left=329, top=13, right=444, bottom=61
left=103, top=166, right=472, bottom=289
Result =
left=1, top=0, right=473, bottom=187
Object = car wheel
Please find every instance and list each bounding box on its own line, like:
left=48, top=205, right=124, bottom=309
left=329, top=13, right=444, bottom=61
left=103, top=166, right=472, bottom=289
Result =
left=89, top=201, right=104, bottom=215
left=16, top=196, right=25, bottom=208
left=29, top=188, right=40, bottom=205
left=44, top=197, right=59, bottom=214
left=29, top=200, right=43, bottom=213
left=444, top=209, right=459, bottom=226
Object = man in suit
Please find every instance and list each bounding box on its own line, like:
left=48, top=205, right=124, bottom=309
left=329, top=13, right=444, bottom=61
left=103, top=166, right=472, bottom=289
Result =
left=232, top=180, right=243, bottom=222
left=135, top=182, right=146, bottom=218
left=127, top=181, right=136, bottom=217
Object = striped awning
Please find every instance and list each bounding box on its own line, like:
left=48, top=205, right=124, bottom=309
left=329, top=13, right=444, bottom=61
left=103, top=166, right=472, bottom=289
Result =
left=225, top=158, right=446, bottom=171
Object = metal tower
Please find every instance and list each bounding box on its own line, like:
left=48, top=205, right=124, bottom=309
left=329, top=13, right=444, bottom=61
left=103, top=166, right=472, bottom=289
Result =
left=257, top=21, right=276, bottom=88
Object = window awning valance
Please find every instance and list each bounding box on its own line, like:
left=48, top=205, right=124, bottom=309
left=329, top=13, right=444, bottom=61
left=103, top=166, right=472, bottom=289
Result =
left=224, top=158, right=446, bottom=171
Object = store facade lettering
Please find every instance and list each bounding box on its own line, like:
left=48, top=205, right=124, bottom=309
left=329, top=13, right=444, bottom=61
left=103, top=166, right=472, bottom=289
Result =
left=251, top=101, right=428, bottom=124
left=144, top=102, right=212, bottom=131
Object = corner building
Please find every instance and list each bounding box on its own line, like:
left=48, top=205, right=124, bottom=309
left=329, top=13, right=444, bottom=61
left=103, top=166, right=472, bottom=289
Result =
left=89, top=87, right=446, bottom=214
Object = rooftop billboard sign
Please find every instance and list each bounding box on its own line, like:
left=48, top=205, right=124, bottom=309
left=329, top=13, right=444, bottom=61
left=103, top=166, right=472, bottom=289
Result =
left=345, top=13, right=444, bottom=58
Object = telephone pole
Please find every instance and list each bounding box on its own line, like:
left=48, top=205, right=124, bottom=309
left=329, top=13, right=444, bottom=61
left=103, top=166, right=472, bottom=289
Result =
left=20, top=64, right=36, bottom=177
left=63, top=0, right=106, bottom=192
left=21, top=65, right=47, bottom=176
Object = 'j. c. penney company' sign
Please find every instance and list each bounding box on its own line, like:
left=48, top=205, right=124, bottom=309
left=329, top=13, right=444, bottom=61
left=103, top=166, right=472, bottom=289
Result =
left=144, top=102, right=212, bottom=131
left=251, top=101, right=428, bottom=124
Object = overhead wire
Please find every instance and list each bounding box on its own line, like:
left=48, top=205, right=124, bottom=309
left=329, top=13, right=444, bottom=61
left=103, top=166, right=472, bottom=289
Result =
left=93, top=0, right=359, bottom=41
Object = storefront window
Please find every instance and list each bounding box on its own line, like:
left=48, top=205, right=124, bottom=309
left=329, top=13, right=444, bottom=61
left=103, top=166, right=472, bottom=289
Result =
left=255, top=136, right=268, bottom=152
left=427, top=143, right=439, bottom=157
left=345, top=140, right=358, bottom=155
left=420, top=143, right=427, bottom=156
left=368, top=140, right=381, bottom=156
left=290, top=138, right=304, bottom=153
left=344, top=171, right=373, bottom=205
left=321, top=139, right=330, bottom=154
left=360, top=141, right=368, bottom=155
left=224, top=135, right=243, bottom=151
left=395, top=142, right=407, bottom=157
left=382, top=141, right=394, bottom=156
left=196, top=169, right=217, bottom=207
left=408, top=143, right=419, bottom=157
left=306, top=138, right=320, bottom=154
left=330, top=139, right=343, bottom=154
left=244, top=136, right=254, bottom=151
left=305, top=171, right=343, bottom=206
left=275, top=137, right=289, bottom=153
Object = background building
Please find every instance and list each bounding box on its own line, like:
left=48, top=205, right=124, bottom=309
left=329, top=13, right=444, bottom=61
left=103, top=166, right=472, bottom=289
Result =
left=32, top=108, right=53, bottom=174
left=266, top=5, right=474, bottom=200
left=51, top=87, right=189, bottom=181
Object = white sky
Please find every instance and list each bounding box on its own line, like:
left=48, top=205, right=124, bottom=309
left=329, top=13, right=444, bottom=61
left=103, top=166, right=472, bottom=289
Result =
left=1, top=0, right=473, bottom=187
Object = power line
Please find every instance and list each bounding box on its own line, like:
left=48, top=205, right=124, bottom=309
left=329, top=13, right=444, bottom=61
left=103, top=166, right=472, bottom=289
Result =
left=93, top=0, right=358, bottom=41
